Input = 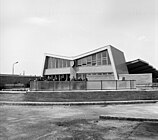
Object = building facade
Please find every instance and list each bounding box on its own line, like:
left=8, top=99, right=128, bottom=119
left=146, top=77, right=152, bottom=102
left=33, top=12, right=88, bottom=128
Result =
left=42, top=45, right=128, bottom=81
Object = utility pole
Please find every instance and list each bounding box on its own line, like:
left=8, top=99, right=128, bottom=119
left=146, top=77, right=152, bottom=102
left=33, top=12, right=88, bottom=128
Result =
left=12, top=61, right=18, bottom=74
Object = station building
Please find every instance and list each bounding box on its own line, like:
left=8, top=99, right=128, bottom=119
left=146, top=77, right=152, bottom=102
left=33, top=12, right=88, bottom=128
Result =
left=42, top=45, right=129, bottom=81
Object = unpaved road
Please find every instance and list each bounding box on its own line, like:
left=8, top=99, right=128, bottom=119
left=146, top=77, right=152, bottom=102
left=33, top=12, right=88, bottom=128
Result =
left=1, top=104, right=158, bottom=140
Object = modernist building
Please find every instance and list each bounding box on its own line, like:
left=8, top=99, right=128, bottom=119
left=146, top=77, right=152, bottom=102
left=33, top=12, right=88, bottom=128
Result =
left=42, top=45, right=129, bottom=81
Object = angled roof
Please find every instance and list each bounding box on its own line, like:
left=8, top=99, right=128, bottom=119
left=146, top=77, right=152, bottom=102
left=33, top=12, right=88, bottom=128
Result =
left=45, top=45, right=111, bottom=60
left=44, top=53, right=73, bottom=60
left=73, top=45, right=111, bottom=59
left=126, top=59, right=158, bottom=78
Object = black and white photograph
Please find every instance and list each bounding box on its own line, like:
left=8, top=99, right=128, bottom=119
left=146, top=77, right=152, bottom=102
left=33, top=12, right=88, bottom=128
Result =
left=0, top=0, right=158, bottom=139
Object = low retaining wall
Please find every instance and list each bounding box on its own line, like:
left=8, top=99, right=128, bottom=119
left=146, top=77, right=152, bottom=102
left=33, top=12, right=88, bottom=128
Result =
left=0, top=90, right=158, bottom=102
left=0, top=74, right=39, bottom=90
left=30, top=80, right=135, bottom=91
left=4, top=83, right=25, bottom=89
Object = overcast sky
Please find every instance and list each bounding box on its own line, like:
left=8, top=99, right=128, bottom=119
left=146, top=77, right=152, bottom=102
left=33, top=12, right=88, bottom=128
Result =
left=0, top=0, right=158, bottom=76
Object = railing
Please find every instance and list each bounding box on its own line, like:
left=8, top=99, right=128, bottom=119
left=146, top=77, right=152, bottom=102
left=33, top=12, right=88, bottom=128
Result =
left=30, top=80, right=136, bottom=91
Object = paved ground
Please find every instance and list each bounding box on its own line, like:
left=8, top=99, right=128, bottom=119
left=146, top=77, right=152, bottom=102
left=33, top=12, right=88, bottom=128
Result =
left=1, top=103, right=158, bottom=140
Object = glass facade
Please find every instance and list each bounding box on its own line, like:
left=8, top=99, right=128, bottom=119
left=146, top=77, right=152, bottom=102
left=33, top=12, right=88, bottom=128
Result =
left=76, top=73, right=114, bottom=80
left=47, top=50, right=111, bottom=69
left=47, top=57, right=70, bottom=69
left=76, top=50, right=111, bottom=67
left=87, top=72, right=113, bottom=76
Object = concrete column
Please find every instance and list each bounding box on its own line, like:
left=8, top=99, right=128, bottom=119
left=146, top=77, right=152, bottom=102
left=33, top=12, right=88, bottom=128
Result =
left=70, top=61, right=76, bottom=80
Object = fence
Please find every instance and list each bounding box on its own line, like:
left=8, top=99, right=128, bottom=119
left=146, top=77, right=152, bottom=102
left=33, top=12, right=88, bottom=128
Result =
left=0, top=74, right=39, bottom=90
left=136, top=83, right=158, bottom=90
left=30, top=80, right=135, bottom=91
left=4, top=83, right=25, bottom=89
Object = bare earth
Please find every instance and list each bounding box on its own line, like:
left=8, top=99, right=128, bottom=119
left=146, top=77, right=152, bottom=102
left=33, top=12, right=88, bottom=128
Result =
left=1, top=103, right=158, bottom=140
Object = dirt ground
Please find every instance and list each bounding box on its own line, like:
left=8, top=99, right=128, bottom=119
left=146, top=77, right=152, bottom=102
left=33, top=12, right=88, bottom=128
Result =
left=1, top=104, right=158, bottom=140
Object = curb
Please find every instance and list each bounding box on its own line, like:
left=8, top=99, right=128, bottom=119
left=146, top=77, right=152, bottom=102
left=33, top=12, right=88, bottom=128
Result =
left=0, top=91, right=27, bottom=94
left=99, top=115, right=158, bottom=122
left=0, top=100, right=157, bottom=106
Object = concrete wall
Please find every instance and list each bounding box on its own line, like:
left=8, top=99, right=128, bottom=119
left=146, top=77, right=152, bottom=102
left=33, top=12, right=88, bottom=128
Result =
left=30, top=80, right=135, bottom=91
left=86, top=80, right=135, bottom=90
left=110, top=46, right=129, bottom=75
left=76, top=65, right=113, bottom=74
left=44, top=63, right=113, bottom=78
left=30, top=81, right=86, bottom=91
left=119, top=73, right=152, bottom=85
left=44, top=67, right=70, bottom=75
left=0, top=74, right=39, bottom=90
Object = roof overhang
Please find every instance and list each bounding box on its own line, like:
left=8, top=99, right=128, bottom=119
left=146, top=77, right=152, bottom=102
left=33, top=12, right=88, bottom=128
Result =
left=44, top=53, right=73, bottom=60
left=44, top=45, right=111, bottom=60
left=126, top=59, right=158, bottom=78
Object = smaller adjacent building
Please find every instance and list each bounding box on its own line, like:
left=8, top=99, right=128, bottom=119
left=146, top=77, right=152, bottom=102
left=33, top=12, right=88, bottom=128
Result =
left=126, top=59, right=158, bottom=83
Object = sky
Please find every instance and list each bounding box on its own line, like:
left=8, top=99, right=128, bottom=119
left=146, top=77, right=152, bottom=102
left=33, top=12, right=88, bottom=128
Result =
left=0, top=0, right=158, bottom=76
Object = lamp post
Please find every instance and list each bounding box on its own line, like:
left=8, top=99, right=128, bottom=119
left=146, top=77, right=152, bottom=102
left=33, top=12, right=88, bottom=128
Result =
left=12, top=61, right=18, bottom=75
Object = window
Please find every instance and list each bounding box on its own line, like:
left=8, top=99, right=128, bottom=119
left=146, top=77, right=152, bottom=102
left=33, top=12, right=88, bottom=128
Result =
left=52, top=58, right=55, bottom=68
left=92, top=54, right=96, bottom=66
left=67, top=60, right=70, bottom=67
left=102, top=51, right=107, bottom=58
left=50, top=58, right=53, bottom=68
left=47, top=58, right=71, bottom=69
left=75, top=50, right=111, bottom=67
left=59, top=59, right=62, bottom=68
left=98, top=73, right=102, bottom=75
left=48, top=57, right=52, bottom=68
left=77, top=73, right=81, bottom=79
left=108, top=72, right=113, bottom=75
left=87, top=56, right=92, bottom=66
left=102, top=51, right=108, bottom=65
left=63, top=60, right=66, bottom=67
left=102, top=58, right=108, bottom=65
left=77, top=59, right=82, bottom=66
left=55, top=59, right=58, bottom=68
left=92, top=73, right=96, bottom=75
left=82, top=58, right=87, bottom=66
left=97, top=52, right=101, bottom=65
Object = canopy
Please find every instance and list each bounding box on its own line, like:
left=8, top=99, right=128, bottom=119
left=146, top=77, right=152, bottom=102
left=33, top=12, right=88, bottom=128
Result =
left=126, top=59, right=158, bottom=79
